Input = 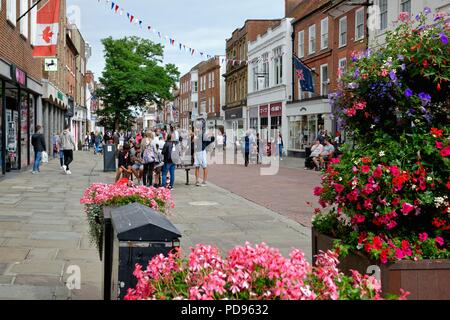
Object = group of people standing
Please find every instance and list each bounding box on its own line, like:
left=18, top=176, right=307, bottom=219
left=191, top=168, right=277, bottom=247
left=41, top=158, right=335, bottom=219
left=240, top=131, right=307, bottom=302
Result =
left=114, top=125, right=215, bottom=190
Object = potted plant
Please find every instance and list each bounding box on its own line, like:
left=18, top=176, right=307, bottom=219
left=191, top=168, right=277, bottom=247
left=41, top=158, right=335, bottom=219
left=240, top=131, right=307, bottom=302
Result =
left=311, top=9, right=450, bottom=299
left=124, top=243, right=408, bottom=300
left=80, top=183, right=173, bottom=259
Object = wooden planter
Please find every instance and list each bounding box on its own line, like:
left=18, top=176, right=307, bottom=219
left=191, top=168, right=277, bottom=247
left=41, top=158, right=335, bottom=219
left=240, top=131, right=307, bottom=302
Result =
left=312, top=228, right=450, bottom=300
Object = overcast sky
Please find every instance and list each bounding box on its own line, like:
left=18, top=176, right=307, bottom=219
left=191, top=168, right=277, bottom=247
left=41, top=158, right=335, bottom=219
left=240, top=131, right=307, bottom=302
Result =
left=67, top=0, right=284, bottom=80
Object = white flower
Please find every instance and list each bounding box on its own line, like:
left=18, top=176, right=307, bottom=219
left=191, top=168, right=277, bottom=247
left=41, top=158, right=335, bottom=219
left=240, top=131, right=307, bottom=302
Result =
left=379, top=151, right=385, bottom=157
left=435, top=197, right=445, bottom=208
left=338, top=177, right=343, bottom=181
left=371, top=125, right=376, bottom=129
left=427, top=176, right=433, bottom=182
left=412, top=185, right=417, bottom=190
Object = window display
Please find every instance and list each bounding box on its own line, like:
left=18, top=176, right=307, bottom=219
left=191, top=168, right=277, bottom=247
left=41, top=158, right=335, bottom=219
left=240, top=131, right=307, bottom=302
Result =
left=288, top=114, right=324, bottom=151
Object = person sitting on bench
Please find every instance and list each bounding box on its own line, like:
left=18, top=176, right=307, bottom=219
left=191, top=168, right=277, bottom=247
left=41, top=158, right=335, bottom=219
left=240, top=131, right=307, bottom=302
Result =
left=310, top=139, right=324, bottom=171
left=115, top=143, right=133, bottom=183
left=319, top=139, right=335, bottom=169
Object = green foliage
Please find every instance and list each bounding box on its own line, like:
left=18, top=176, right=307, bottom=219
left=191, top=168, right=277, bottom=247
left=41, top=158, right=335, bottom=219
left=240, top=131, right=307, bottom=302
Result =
left=96, top=36, right=180, bottom=131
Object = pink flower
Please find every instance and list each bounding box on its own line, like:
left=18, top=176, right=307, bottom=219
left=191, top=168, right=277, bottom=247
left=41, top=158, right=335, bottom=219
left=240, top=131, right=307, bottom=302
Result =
left=395, top=248, right=405, bottom=260
left=373, top=166, right=383, bottom=178
left=398, top=12, right=410, bottom=22
left=436, top=141, right=444, bottom=149
left=401, top=202, right=414, bottom=215
left=313, top=187, right=324, bottom=196
left=352, top=214, right=366, bottom=224
left=440, top=146, right=450, bottom=157
left=334, top=184, right=345, bottom=193
left=361, top=165, right=371, bottom=174
left=346, top=108, right=357, bottom=117
left=354, top=101, right=367, bottom=110
left=419, top=233, right=428, bottom=242
left=381, top=69, right=389, bottom=77
left=364, top=199, right=373, bottom=210
left=436, top=236, right=445, bottom=247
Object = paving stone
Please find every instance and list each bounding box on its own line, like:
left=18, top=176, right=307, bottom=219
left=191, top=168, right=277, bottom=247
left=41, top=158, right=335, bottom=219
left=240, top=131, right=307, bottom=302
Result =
left=69, top=282, right=101, bottom=300
left=0, top=230, right=31, bottom=239
left=8, top=260, right=65, bottom=277
left=20, top=224, right=73, bottom=232
left=56, top=249, right=100, bottom=262
left=0, top=284, right=70, bottom=300
left=26, top=248, right=58, bottom=260
left=30, top=231, right=81, bottom=241
left=0, top=275, right=14, bottom=284
left=0, top=222, right=22, bottom=231
left=0, top=263, right=11, bottom=275
left=0, top=248, right=30, bottom=262
left=14, top=275, right=62, bottom=287
left=2, top=238, right=80, bottom=249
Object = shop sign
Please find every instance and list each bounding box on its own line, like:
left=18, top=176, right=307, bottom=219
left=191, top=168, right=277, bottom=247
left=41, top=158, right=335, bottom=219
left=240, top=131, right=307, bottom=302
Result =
left=225, top=107, right=243, bottom=120
left=11, top=65, right=27, bottom=87
left=259, top=105, right=269, bottom=117
left=44, top=58, right=58, bottom=72
left=57, top=91, right=64, bottom=100
left=270, top=103, right=282, bottom=116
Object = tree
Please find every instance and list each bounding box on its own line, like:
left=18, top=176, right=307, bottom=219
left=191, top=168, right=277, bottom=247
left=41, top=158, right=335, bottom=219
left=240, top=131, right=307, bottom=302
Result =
left=96, top=36, right=179, bottom=131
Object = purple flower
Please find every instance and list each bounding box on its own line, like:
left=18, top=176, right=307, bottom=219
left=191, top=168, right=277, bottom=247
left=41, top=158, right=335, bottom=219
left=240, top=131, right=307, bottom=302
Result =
left=401, top=64, right=406, bottom=71
left=397, top=54, right=404, bottom=61
left=416, top=14, right=421, bottom=21
left=389, top=70, right=397, bottom=81
left=440, top=32, right=449, bottom=45
left=354, top=68, right=360, bottom=79
left=424, top=7, right=432, bottom=15
left=404, top=88, right=413, bottom=98
left=418, top=92, right=431, bottom=106
left=348, top=82, right=358, bottom=90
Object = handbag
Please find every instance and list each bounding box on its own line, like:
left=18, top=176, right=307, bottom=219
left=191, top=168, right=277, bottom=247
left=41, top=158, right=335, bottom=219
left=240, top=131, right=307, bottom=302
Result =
left=41, top=151, right=49, bottom=163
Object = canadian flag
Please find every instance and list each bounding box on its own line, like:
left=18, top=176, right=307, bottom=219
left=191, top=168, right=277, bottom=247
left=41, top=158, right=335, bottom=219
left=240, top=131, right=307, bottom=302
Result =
left=32, top=0, right=61, bottom=57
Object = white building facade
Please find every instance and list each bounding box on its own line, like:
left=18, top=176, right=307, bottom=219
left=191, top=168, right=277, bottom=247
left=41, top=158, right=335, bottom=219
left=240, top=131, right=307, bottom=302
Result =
left=247, top=18, right=293, bottom=152
left=369, top=0, right=450, bottom=48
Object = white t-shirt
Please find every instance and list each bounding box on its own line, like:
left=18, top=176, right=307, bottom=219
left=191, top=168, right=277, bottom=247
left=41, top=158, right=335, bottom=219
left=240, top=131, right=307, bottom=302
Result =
left=216, top=134, right=224, bottom=145
left=310, top=144, right=324, bottom=157
left=152, top=137, right=165, bottom=151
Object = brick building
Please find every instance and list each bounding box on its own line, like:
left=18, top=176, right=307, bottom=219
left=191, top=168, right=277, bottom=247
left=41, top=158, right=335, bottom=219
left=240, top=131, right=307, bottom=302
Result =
left=179, top=70, right=191, bottom=131
left=223, top=19, right=282, bottom=144
left=286, top=0, right=367, bottom=157
left=0, top=0, right=44, bottom=174
left=197, top=56, right=226, bottom=132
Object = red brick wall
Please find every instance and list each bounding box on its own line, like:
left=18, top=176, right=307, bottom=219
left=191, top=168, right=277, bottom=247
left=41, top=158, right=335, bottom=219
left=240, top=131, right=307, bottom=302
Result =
left=0, top=0, right=43, bottom=80
left=198, top=57, right=221, bottom=118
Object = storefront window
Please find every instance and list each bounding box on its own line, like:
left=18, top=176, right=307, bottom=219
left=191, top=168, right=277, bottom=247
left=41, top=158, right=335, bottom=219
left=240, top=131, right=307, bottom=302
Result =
left=0, top=84, right=3, bottom=174
left=288, top=114, right=325, bottom=151
left=250, top=117, right=258, bottom=130
left=5, top=87, right=19, bottom=171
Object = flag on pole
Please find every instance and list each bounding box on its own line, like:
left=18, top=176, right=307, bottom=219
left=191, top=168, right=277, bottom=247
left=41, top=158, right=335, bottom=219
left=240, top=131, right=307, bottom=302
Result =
left=293, top=55, right=314, bottom=93
left=33, top=0, right=61, bottom=57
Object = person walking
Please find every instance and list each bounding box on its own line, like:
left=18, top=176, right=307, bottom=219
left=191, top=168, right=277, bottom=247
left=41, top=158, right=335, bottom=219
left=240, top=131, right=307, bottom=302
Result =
left=52, top=132, right=60, bottom=159
left=57, top=132, right=64, bottom=169
left=60, top=125, right=76, bottom=175
left=244, top=132, right=251, bottom=167
left=277, top=133, right=284, bottom=161
left=161, top=133, right=178, bottom=190
left=31, top=125, right=46, bottom=174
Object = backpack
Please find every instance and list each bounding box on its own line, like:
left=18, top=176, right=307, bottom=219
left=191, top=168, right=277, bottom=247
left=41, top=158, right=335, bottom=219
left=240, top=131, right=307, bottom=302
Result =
left=143, top=144, right=156, bottom=164
left=170, top=142, right=182, bottom=165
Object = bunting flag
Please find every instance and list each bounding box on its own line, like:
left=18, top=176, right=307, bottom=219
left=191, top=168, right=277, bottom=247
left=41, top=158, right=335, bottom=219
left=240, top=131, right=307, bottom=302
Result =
left=33, top=0, right=61, bottom=57
left=99, top=0, right=248, bottom=64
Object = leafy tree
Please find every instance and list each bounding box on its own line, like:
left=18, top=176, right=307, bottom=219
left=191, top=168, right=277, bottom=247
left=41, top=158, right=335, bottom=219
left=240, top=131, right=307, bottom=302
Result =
left=96, top=36, right=179, bottom=131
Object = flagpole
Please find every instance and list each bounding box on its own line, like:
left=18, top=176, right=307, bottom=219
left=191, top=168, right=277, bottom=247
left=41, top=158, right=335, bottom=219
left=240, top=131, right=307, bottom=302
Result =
left=17, top=0, right=43, bottom=22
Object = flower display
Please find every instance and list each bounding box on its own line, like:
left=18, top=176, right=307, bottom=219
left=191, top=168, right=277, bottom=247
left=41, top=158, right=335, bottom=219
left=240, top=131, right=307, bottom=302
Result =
left=314, top=9, right=450, bottom=264
left=124, top=243, right=408, bottom=300
left=80, top=183, right=173, bottom=257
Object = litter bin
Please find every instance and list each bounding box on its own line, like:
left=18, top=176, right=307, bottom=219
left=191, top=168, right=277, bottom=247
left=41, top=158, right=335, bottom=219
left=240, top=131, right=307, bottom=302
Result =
left=103, top=143, right=117, bottom=172
left=103, top=203, right=181, bottom=300
left=304, top=146, right=312, bottom=169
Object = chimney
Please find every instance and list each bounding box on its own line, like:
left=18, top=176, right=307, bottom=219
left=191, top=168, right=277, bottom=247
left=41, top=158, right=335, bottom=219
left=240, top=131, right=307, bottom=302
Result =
left=285, top=0, right=303, bottom=17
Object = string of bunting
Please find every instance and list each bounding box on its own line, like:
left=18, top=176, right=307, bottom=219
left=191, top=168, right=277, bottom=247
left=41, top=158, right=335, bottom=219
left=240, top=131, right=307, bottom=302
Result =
left=97, top=0, right=259, bottom=66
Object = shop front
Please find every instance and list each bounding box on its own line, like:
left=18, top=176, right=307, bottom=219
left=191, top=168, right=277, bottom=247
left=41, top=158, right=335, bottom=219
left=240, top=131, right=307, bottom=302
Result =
left=286, top=98, right=332, bottom=157
left=1, top=62, right=42, bottom=175
left=224, top=107, right=245, bottom=147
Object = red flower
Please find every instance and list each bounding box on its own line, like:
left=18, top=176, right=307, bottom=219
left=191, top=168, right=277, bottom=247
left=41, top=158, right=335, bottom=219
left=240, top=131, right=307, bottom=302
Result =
left=430, top=128, right=443, bottom=138
left=419, top=232, right=428, bottom=242
left=352, top=213, right=366, bottom=224
left=380, top=249, right=389, bottom=264
left=436, top=141, right=443, bottom=149
left=364, top=199, right=373, bottom=209
left=437, top=82, right=442, bottom=91
left=361, top=156, right=372, bottom=164
left=391, top=197, right=401, bottom=207
left=346, top=108, right=357, bottom=117
left=446, top=181, right=450, bottom=190
left=390, top=166, right=400, bottom=177
left=423, top=60, right=429, bottom=68
left=373, top=236, right=383, bottom=250
left=313, top=186, right=324, bottom=196
left=373, top=166, right=383, bottom=178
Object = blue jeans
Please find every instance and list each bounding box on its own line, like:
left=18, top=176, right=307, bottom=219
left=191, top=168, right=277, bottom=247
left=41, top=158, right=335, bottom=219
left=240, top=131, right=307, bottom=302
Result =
left=162, top=163, right=176, bottom=188
left=33, top=151, right=42, bottom=172
left=277, top=144, right=283, bottom=157
left=59, top=150, right=64, bottom=167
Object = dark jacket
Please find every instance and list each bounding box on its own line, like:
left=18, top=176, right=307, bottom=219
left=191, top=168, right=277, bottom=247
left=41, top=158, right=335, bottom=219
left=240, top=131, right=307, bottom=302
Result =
left=118, top=151, right=133, bottom=168
left=31, top=133, right=46, bottom=152
left=162, top=141, right=174, bottom=164
left=194, top=135, right=215, bottom=152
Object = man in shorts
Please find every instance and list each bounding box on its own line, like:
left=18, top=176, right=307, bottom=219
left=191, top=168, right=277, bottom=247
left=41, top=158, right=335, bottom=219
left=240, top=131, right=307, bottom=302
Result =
left=194, top=129, right=215, bottom=187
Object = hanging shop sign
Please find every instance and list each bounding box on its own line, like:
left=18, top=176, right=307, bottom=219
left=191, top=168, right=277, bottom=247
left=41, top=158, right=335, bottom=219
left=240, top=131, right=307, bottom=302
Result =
left=259, top=105, right=269, bottom=118
left=270, top=103, right=282, bottom=116
left=45, top=58, right=58, bottom=72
